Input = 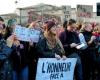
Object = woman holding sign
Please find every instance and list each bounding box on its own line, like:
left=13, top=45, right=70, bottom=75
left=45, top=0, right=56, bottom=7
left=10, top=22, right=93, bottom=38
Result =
left=37, top=20, right=66, bottom=59
left=28, top=21, right=42, bottom=80
left=6, top=19, right=29, bottom=80
left=0, top=17, right=16, bottom=80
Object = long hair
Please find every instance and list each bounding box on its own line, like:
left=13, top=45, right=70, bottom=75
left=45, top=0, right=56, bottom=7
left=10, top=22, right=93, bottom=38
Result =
left=93, top=25, right=100, bottom=33
left=44, top=30, right=56, bottom=40
left=80, top=22, right=89, bottom=32
left=4, top=26, right=11, bottom=40
left=44, top=28, right=57, bottom=48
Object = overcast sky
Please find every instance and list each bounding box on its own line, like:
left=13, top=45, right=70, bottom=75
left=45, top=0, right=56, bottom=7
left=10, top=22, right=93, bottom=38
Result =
left=0, top=0, right=99, bottom=14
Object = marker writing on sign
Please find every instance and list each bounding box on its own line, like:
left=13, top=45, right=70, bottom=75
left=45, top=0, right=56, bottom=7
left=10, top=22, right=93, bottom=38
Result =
left=42, top=62, right=71, bottom=73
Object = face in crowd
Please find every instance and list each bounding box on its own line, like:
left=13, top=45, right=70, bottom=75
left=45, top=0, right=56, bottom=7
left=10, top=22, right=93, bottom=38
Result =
left=29, top=21, right=36, bottom=28
left=93, top=25, right=100, bottom=34
left=84, top=23, right=93, bottom=32
left=0, top=18, right=5, bottom=35
left=43, top=21, right=55, bottom=32
left=67, top=19, right=77, bottom=32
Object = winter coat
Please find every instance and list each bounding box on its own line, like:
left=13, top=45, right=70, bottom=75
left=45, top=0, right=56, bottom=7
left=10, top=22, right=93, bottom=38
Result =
left=11, top=41, right=29, bottom=71
left=37, top=37, right=65, bottom=58
left=59, top=29, right=80, bottom=56
left=0, top=38, right=12, bottom=80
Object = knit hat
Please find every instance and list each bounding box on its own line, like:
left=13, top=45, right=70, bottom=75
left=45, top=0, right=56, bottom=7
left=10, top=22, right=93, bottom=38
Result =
left=7, top=19, right=17, bottom=27
left=45, top=21, right=55, bottom=30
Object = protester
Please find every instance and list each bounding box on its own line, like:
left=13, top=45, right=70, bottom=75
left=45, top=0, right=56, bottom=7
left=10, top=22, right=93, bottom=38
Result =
left=37, top=20, right=66, bottom=59
left=76, top=23, right=88, bottom=50
left=0, top=17, right=16, bottom=80
left=92, top=25, right=100, bottom=80
left=80, top=22, right=96, bottom=80
left=6, top=19, right=29, bottom=80
left=4, top=19, right=17, bottom=39
left=1, top=15, right=100, bottom=80
left=28, top=21, right=41, bottom=80
left=59, top=19, right=83, bottom=80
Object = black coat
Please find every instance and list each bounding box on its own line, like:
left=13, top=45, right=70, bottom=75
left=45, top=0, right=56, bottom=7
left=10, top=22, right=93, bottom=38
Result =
left=0, top=38, right=12, bottom=80
left=82, top=31, right=96, bottom=49
left=59, top=30, right=80, bottom=56
left=11, top=41, right=29, bottom=71
left=37, top=37, right=65, bottom=58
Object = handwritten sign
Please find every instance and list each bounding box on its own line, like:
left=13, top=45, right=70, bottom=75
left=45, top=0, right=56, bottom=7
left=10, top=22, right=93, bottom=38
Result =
left=36, top=58, right=77, bottom=80
left=14, top=25, right=40, bottom=42
left=29, top=29, right=41, bottom=43
left=77, top=5, right=93, bottom=18
left=62, top=6, right=71, bottom=20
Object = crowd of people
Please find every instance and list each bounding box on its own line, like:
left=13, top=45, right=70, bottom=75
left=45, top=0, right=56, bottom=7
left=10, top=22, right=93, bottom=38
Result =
left=0, top=16, right=100, bottom=80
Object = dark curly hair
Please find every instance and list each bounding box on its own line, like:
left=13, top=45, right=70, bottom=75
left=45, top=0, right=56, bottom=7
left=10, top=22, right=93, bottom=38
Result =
left=63, top=20, right=67, bottom=29
left=68, top=19, right=76, bottom=26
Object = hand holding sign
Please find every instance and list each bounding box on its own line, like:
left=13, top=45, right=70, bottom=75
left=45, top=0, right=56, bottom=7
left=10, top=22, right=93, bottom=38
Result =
left=6, top=35, right=14, bottom=48
left=62, top=55, right=67, bottom=60
left=29, top=39, right=34, bottom=46
left=7, top=34, right=20, bottom=47
left=55, top=54, right=61, bottom=60
left=13, top=40, right=20, bottom=47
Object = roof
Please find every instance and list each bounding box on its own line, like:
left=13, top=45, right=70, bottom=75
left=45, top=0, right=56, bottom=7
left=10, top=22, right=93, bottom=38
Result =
left=17, top=3, right=60, bottom=11
left=0, top=13, right=19, bottom=17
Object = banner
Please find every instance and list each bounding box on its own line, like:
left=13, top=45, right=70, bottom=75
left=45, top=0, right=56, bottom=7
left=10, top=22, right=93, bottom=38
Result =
left=36, top=58, right=77, bottom=80
left=77, top=5, right=93, bottom=18
left=62, top=6, right=71, bottom=20
left=14, top=25, right=40, bottom=42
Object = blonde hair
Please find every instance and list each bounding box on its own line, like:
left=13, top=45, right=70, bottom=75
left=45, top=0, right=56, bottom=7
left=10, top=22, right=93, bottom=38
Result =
left=29, top=21, right=36, bottom=28
left=80, top=22, right=90, bottom=32
left=93, top=25, right=100, bottom=33
left=44, top=30, right=56, bottom=39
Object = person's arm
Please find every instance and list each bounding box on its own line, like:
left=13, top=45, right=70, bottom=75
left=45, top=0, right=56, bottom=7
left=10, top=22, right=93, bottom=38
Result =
left=88, top=36, right=96, bottom=45
left=59, top=32, right=71, bottom=50
left=57, top=38, right=65, bottom=56
left=77, top=33, right=88, bottom=49
left=0, top=45, right=12, bottom=60
left=57, top=38, right=66, bottom=59
left=79, top=33, right=87, bottom=44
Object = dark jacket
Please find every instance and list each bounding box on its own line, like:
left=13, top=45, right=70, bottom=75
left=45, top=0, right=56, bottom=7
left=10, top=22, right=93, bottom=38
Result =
left=0, top=38, right=12, bottom=80
left=82, top=31, right=96, bottom=49
left=59, top=29, right=80, bottom=56
left=5, top=28, right=29, bottom=71
left=37, top=37, right=65, bottom=58
left=11, top=41, right=29, bottom=71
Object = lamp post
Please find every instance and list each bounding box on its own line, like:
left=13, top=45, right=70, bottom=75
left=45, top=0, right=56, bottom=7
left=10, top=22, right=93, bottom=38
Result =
left=19, top=8, right=22, bottom=25
left=15, top=0, right=22, bottom=25
left=41, top=8, right=44, bottom=24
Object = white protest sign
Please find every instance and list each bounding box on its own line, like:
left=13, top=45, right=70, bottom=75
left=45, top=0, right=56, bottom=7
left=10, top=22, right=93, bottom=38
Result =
left=36, top=58, right=77, bottom=80
left=29, top=29, right=41, bottom=43
left=62, top=6, right=71, bottom=20
left=14, top=25, right=40, bottom=42
left=77, top=5, right=93, bottom=18
left=14, top=25, right=30, bottom=41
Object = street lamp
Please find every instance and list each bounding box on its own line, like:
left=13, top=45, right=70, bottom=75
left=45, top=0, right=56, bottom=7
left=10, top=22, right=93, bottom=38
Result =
left=19, top=8, right=22, bottom=25
left=41, top=8, right=44, bottom=24
left=15, top=0, right=22, bottom=25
